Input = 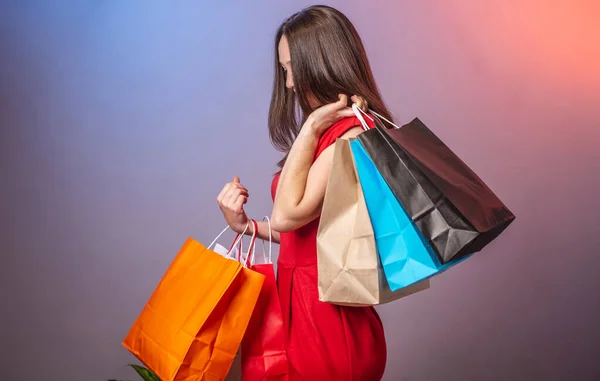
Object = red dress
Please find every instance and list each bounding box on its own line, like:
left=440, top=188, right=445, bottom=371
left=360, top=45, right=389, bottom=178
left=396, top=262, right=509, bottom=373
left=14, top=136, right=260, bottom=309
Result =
left=271, top=116, right=387, bottom=380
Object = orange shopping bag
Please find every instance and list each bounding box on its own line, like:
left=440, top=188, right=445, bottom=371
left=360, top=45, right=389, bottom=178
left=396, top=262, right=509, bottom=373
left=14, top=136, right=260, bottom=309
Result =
left=123, top=225, right=265, bottom=381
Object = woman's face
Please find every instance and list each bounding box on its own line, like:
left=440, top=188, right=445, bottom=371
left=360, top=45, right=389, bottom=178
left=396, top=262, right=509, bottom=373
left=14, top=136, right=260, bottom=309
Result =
left=278, top=35, right=295, bottom=91
left=278, top=35, right=320, bottom=109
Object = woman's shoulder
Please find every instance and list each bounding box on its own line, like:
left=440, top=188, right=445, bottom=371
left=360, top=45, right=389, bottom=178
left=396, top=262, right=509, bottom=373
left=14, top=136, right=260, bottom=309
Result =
left=315, top=115, right=374, bottom=157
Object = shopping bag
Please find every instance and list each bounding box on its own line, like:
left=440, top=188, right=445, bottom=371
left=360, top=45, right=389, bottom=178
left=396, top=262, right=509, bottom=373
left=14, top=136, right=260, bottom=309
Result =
left=122, top=225, right=265, bottom=381
left=241, top=218, right=289, bottom=381
left=350, top=137, right=469, bottom=291
left=317, top=138, right=430, bottom=305
left=214, top=243, right=239, bottom=259
left=353, top=105, right=515, bottom=263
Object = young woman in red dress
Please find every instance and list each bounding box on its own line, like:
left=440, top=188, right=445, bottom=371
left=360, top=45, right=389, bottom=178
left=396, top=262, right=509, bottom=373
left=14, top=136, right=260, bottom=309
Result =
left=217, top=5, right=394, bottom=380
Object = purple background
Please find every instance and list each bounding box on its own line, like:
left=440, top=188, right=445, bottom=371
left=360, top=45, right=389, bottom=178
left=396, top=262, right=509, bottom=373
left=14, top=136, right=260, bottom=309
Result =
left=1, top=1, right=599, bottom=380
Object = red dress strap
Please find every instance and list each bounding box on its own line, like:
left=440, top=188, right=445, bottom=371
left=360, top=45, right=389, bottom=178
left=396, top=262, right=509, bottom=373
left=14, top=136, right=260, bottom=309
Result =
left=271, top=174, right=279, bottom=201
left=315, top=115, right=375, bottom=158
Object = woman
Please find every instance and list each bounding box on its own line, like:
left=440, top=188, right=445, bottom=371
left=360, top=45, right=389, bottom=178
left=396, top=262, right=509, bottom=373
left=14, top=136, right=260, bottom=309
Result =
left=217, top=5, right=393, bottom=380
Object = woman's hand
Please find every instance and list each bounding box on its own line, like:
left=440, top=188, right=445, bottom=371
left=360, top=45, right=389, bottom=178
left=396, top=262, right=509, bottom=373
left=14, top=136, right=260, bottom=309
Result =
left=217, top=176, right=249, bottom=234
left=303, top=94, right=368, bottom=137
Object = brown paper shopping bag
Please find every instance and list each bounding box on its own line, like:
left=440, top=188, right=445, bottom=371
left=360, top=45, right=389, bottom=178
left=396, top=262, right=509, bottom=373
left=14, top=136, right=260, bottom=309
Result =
left=317, top=138, right=430, bottom=306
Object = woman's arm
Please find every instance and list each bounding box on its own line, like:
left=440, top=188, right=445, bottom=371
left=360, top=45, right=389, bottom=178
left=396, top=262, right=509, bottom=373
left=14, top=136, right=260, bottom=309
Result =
left=271, top=126, right=320, bottom=232
left=271, top=125, right=364, bottom=232
left=243, top=219, right=281, bottom=244
left=271, top=95, right=367, bottom=232
left=220, top=95, right=366, bottom=236
left=271, top=95, right=366, bottom=232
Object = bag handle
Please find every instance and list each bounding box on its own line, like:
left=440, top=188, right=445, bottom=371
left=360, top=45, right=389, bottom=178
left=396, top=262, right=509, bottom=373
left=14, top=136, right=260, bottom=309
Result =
left=240, top=219, right=259, bottom=267
left=352, top=103, right=371, bottom=131
left=354, top=103, right=443, bottom=229
left=207, top=223, right=250, bottom=259
left=256, top=216, right=273, bottom=265
left=352, top=103, right=402, bottom=130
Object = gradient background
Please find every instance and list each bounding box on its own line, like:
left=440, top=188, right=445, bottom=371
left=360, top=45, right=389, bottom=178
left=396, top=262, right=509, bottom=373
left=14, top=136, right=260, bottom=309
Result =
left=1, top=1, right=599, bottom=380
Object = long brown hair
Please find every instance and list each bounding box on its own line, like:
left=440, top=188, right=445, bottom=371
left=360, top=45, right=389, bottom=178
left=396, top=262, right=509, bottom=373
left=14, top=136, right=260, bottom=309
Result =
left=268, top=5, right=393, bottom=168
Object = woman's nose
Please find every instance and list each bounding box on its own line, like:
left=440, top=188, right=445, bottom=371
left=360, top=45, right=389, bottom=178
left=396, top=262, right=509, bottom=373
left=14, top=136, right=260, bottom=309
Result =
left=285, top=73, right=294, bottom=90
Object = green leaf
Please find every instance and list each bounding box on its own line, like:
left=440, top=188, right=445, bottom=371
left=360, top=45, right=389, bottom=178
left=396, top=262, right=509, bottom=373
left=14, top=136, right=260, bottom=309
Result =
left=128, top=364, right=162, bottom=381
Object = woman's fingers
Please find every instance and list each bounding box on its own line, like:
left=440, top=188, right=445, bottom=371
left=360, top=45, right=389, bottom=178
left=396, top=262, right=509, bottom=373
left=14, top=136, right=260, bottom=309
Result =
left=337, top=107, right=355, bottom=118
left=218, top=181, right=248, bottom=206
left=326, top=94, right=368, bottom=116
left=351, top=95, right=368, bottom=112
left=335, top=94, right=349, bottom=109
left=224, top=187, right=248, bottom=207
left=216, top=183, right=230, bottom=203
left=232, top=194, right=248, bottom=212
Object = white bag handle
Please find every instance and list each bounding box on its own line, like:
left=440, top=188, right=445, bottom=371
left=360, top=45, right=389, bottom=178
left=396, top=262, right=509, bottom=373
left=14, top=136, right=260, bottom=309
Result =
left=240, top=219, right=259, bottom=267
left=207, top=223, right=249, bottom=259
left=243, top=217, right=273, bottom=266
left=256, top=216, right=273, bottom=265
left=352, top=103, right=371, bottom=131
left=352, top=103, right=401, bottom=130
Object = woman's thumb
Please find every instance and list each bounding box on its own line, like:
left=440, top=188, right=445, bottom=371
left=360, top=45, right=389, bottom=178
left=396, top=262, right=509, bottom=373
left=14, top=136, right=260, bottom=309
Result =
left=233, top=176, right=240, bottom=183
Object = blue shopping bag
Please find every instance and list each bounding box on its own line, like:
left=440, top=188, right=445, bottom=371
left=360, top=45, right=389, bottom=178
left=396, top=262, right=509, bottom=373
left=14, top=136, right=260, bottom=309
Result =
left=350, top=138, right=469, bottom=291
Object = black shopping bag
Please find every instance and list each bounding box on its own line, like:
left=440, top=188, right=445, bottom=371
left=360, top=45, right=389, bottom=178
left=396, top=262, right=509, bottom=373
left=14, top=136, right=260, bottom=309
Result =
left=354, top=107, right=515, bottom=264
